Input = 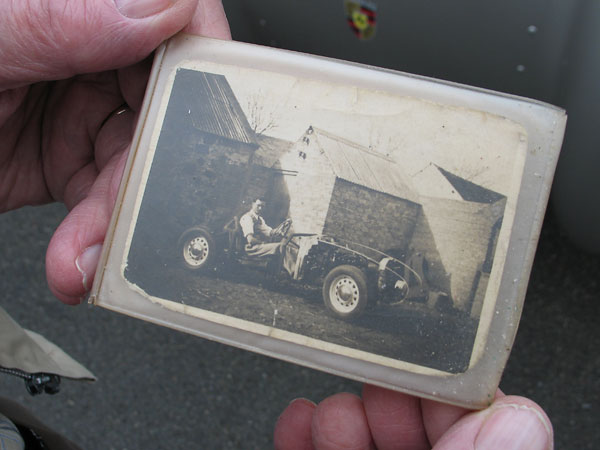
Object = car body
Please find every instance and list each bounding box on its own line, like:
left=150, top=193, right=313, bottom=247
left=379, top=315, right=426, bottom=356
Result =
left=178, top=221, right=426, bottom=320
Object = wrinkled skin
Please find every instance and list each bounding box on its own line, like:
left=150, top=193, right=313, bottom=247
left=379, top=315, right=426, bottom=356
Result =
left=0, top=0, right=230, bottom=304
left=0, top=2, right=553, bottom=448
left=274, top=386, right=552, bottom=450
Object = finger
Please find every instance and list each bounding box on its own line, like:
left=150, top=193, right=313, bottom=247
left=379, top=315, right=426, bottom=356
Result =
left=61, top=162, right=99, bottom=212
left=118, top=0, right=232, bottom=112
left=118, top=57, right=154, bottom=112
left=0, top=0, right=199, bottom=89
left=420, top=400, right=469, bottom=447
left=432, top=396, right=553, bottom=450
left=311, top=393, right=375, bottom=450
left=41, top=73, right=125, bottom=202
left=274, top=398, right=316, bottom=450
left=94, top=106, right=136, bottom=172
left=361, top=385, right=429, bottom=450
left=46, top=149, right=128, bottom=304
left=421, top=388, right=504, bottom=445
left=183, top=0, right=231, bottom=39
left=59, top=105, right=134, bottom=210
left=45, top=93, right=133, bottom=302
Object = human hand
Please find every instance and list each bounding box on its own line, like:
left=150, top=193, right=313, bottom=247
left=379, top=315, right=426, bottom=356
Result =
left=247, top=234, right=262, bottom=247
left=0, top=0, right=230, bottom=304
left=273, top=218, right=292, bottom=238
left=274, top=385, right=552, bottom=449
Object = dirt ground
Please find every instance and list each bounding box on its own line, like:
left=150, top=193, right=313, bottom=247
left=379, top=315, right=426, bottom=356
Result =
left=130, top=261, right=477, bottom=373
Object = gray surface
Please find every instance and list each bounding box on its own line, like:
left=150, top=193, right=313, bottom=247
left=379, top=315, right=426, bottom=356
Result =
left=0, top=202, right=598, bottom=449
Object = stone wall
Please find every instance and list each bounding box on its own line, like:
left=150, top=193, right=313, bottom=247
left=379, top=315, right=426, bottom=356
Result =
left=409, top=211, right=452, bottom=294
left=156, top=137, right=256, bottom=231
left=128, top=129, right=257, bottom=273
left=323, top=179, right=420, bottom=256
left=410, top=196, right=506, bottom=311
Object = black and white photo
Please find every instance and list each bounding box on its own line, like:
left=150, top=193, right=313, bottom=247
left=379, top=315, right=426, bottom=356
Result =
left=91, top=36, right=565, bottom=408
left=123, top=63, right=523, bottom=374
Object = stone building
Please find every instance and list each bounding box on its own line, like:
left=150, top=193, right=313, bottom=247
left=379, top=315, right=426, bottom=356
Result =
left=266, top=133, right=506, bottom=316
left=411, top=164, right=506, bottom=316
left=146, top=68, right=260, bottom=231
left=128, top=69, right=259, bottom=267
left=271, top=127, right=421, bottom=256
left=132, top=68, right=507, bottom=318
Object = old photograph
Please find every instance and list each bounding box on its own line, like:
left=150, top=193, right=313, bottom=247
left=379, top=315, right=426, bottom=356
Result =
left=122, top=62, right=526, bottom=374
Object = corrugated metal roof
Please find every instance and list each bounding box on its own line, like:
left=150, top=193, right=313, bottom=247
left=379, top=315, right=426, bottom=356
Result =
left=310, top=127, right=419, bottom=203
left=175, top=69, right=257, bottom=146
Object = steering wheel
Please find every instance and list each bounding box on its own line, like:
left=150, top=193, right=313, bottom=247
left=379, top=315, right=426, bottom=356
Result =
left=272, top=218, right=292, bottom=238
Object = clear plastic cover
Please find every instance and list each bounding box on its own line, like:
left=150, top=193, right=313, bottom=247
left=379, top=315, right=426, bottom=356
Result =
left=90, top=34, right=566, bottom=408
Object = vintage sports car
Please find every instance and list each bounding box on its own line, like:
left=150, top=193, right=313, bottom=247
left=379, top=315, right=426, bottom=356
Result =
left=178, top=219, right=426, bottom=320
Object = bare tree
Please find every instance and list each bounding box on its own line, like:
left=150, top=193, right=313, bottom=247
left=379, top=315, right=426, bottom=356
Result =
left=246, top=91, right=279, bottom=135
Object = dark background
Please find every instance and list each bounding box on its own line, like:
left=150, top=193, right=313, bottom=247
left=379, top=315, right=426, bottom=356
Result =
left=0, top=203, right=598, bottom=449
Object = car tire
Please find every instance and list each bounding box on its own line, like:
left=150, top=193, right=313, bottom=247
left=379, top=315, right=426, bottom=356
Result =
left=179, top=227, right=215, bottom=270
left=322, top=265, right=368, bottom=320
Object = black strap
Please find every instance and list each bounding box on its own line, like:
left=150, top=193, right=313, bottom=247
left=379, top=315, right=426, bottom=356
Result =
left=15, top=424, right=48, bottom=450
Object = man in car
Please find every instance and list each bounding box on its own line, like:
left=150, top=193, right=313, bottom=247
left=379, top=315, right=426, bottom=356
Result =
left=240, top=199, right=283, bottom=255
left=239, top=198, right=293, bottom=270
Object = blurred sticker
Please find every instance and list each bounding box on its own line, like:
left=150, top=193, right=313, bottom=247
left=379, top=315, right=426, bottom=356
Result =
left=344, top=0, right=377, bottom=40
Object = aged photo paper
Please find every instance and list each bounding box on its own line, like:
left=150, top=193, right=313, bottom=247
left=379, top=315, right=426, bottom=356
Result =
left=120, top=61, right=527, bottom=375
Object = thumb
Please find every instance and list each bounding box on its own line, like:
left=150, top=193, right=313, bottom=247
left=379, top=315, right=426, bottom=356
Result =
left=46, top=146, right=129, bottom=305
left=0, top=0, right=199, bottom=89
left=433, top=396, right=553, bottom=450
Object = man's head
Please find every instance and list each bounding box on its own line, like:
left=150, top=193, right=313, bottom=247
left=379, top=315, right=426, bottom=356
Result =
left=251, top=199, right=266, bottom=214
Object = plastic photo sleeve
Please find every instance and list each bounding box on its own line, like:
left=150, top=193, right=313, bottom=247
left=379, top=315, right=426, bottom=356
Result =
left=90, top=34, right=566, bottom=409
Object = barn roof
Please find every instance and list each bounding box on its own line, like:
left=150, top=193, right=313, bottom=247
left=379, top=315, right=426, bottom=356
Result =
left=411, top=163, right=464, bottom=201
left=308, top=127, right=419, bottom=203
left=175, top=69, right=257, bottom=146
left=437, top=166, right=505, bottom=204
left=412, top=163, right=505, bottom=204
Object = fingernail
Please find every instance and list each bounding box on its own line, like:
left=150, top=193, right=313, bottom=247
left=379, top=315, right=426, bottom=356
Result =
left=475, top=404, right=552, bottom=450
left=115, top=0, right=180, bottom=19
left=75, top=244, right=103, bottom=292
left=288, top=398, right=317, bottom=407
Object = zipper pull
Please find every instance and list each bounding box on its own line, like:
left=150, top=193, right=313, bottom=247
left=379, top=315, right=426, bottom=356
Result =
left=25, top=373, right=61, bottom=396
left=0, top=367, right=61, bottom=395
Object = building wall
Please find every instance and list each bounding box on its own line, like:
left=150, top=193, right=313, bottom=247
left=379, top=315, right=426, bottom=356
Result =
left=275, top=139, right=338, bottom=234
left=409, top=211, right=452, bottom=294
left=126, top=129, right=258, bottom=281
left=274, top=172, right=337, bottom=234
left=237, top=164, right=279, bottom=221
left=170, top=136, right=257, bottom=230
left=324, top=179, right=420, bottom=256
left=235, top=135, right=296, bottom=226
left=410, top=196, right=506, bottom=310
left=471, top=272, right=490, bottom=318
left=131, top=130, right=256, bottom=256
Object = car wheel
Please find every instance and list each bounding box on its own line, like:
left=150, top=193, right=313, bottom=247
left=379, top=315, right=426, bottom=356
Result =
left=323, top=265, right=368, bottom=319
left=179, top=228, right=215, bottom=270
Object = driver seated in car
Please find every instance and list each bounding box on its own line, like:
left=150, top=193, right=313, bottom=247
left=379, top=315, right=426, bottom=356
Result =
left=239, top=199, right=290, bottom=259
